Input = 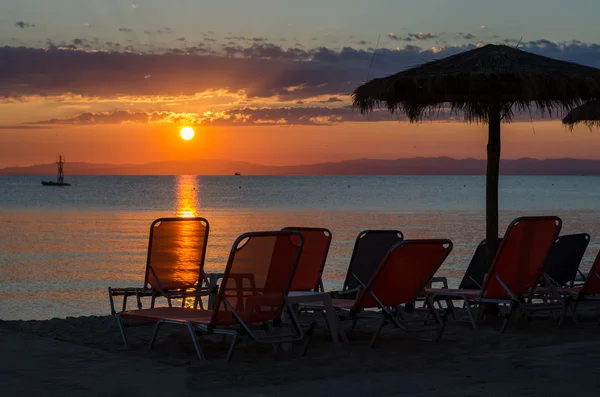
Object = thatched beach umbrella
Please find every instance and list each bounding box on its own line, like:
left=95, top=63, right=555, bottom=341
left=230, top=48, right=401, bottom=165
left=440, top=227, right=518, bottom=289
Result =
left=563, top=100, right=600, bottom=128
left=353, top=44, right=600, bottom=266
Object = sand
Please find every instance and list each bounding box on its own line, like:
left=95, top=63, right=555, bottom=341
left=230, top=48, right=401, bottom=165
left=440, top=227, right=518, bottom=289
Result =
left=2, top=312, right=600, bottom=396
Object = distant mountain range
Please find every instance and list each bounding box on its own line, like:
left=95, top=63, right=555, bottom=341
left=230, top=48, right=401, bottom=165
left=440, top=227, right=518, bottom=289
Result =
left=2, top=157, right=600, bottom=176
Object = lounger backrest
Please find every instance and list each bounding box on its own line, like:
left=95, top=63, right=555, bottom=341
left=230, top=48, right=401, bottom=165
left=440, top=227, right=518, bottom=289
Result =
left=543, top=233, right=590, bottom=287
left=210, top=231, right=303, bottom=326
left=458, top=238, right=502, bottom=289
left=343, top=230, right=404, bottom=291
left=352, top=239, right=452, bottom=309
left=481, top=216, right=562, bottom=299
left=281, top=227, right=332, bottom=292
left=580, top=250, right=600, bottom=295
left=144, top=217, right=209, bottom=291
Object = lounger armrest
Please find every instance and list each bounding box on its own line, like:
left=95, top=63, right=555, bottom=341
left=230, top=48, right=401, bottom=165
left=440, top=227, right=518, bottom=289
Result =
left=429, top=277, right=449, bottom=288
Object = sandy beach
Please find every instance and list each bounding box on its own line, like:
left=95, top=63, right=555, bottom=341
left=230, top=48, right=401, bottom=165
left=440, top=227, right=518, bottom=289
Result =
left=2, top=311, right=600, bottom=396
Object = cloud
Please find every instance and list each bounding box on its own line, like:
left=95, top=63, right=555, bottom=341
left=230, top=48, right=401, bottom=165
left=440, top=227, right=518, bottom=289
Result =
left=480, top=25, right=488, bottom=29
left=145, top=28, right=172, bottom=35
left=29, top=107, right=403, bottom=127
left=407, top=32, right=439, bottom=40
left=459, top=32, right=476, bottom=40
left=387, top=32, right=399, bottom=40
left=225, top=36, right=268, bottom=43
left=0, top=125, right=51, bottom=130
left=84, top=23, right=91, bottom=28
left=15, top=21, right=35, bottom=29
left=118, top=28, right=133, bottom=33
left=131, top=4, right=138, bottom=9
left=176, top=37, right=186, bottom=42
left=2, top=40, right=600, bottom=103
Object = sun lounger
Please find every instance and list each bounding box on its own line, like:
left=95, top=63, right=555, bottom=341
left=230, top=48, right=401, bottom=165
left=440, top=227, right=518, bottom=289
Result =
left=304, top=239, right=453, bottom=346
left=426, top=216, right=564, bottom=332
left=550, top=250, right=600, bottom=322
left=543, top=233, right=590, bottom=288
left=108, top=217, right=210, bottom=315
left=281, top=227, right=332, bottom=292
left=332, top=230, right=404, bottom=299
left=117, top=230, right=308, bottom=362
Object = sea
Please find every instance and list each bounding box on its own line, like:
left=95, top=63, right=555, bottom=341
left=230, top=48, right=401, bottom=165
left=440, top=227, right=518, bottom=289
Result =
left=1, top=174, right=600, bottom=320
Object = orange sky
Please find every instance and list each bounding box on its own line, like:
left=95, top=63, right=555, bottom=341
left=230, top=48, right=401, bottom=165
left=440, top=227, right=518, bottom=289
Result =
left=1, top=120, right=598, bottom=167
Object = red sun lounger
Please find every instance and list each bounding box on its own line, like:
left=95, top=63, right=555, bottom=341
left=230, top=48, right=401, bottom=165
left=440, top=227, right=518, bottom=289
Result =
left=305, top=239, right=453, bottom=346
left=117, top=230, right=307, bottom=362
left=426, top=216, right=564, bottom=332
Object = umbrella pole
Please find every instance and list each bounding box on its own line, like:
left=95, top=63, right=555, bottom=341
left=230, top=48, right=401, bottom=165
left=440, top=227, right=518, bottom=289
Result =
left=486, top=104, right=501, bottom=267
left=483, top=103, right=502, bottom=317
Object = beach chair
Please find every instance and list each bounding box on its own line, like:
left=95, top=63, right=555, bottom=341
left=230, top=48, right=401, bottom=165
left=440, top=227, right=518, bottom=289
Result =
left=543, top=233, right=590, bottom=288
left=281, top=227, right=332, bottom=292
left=333, top=230, right=404, bottom=299
left=304, top=239, right=452, bottom=346
left=117, top=230, right=308, bottom=362
left=426, top=216, right=564, bottom=332
left=108, top=217, right=210, bottom=315
left=551, top=250, right=600, bottom=323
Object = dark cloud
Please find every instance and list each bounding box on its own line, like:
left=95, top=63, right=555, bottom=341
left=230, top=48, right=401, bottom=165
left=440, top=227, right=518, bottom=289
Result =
left=0, top=125, right=51, bottom=130
left=204, top=37, right=217, bottom=42
left=225, top=36, right=267, bottom=43
left=176, top=37, right=186, bottom=42
left=387, top=32, right=399, bottom=40
left=407, top=32, right=439, bottom=40
left=2, top=40, right=600, bottom=102
left=118, top=28, right=133, bottom=33
left=459, top=32, right=476, bottom=40
left=15, top=21, right=36, bottom=29
left=29, top=107, right=402, bottom=127
left=145, top=28, right=172, bottom=35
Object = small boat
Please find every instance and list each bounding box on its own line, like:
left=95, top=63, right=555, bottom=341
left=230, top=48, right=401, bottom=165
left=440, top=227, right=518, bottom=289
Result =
left=234, top=172, right=241, bottom=176
left=42, top=155, right=71, bottom=186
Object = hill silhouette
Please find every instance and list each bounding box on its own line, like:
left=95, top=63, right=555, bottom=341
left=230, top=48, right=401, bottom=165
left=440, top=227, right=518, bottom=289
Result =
left=1, top=157, right=600, bottom=176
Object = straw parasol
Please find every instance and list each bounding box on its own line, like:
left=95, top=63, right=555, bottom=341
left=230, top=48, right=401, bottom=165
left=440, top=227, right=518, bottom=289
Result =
left=353, top=44, right=600, bottom=267
left=563, top=100, right=600, bottom=128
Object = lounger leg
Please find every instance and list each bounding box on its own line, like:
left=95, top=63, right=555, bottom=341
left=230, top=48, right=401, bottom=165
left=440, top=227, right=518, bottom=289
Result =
left=122, top=294, right=128, bottom=312
left=184, top=322, right=204, bottom=361
left=149, top=320, right=166, bottom=350
left=135, top=289, right=143, bottom=310
left=369, top=317, right=386, bottom=348
left=116, top=314, right=128, bottom=347
left=108, top=287, right=117, bottom=316
left=226, top=334, right=239, bottom=363
left=427, top=297, right=446, bottom=342
left=500, top=301, right=518, bottom=333
left=464, top=298, right=478, bottom=330
left=151, top=292, right=157, bottom=309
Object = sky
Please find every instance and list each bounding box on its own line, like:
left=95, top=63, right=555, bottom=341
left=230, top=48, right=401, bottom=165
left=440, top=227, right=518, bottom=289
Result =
left=2, top=0, right=600, bottom=167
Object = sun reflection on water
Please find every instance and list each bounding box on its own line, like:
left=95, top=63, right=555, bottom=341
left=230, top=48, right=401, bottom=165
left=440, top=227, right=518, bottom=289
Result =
left=175, top=175, right=199, bottom=218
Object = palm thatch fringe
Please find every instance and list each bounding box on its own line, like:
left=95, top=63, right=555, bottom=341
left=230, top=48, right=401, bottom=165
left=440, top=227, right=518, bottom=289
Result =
left=562, top=100, right=600, bottom=129
left=352, top=44, right=600, bottom=123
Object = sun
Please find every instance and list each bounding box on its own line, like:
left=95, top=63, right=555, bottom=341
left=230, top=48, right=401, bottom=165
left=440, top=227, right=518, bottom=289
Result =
left=180, top=126, right=195, bottom=140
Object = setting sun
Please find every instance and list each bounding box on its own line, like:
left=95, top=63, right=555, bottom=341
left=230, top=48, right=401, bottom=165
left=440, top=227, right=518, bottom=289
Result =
left=180, top=126, right=195, bottom=141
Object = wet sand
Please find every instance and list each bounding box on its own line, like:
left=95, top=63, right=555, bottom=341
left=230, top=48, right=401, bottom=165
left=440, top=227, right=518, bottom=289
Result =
left=2, top=312, right=600, bottom=396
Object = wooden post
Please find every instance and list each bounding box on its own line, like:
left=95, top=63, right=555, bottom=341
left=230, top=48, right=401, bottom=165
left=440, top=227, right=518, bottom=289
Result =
left=482, top=103, right=501, bottom=318
left=486, top=103, right=501, bottom=267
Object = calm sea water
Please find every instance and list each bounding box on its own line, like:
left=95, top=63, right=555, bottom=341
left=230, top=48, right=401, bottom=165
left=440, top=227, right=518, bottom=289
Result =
left=1, top=175, right=600, bottom=320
